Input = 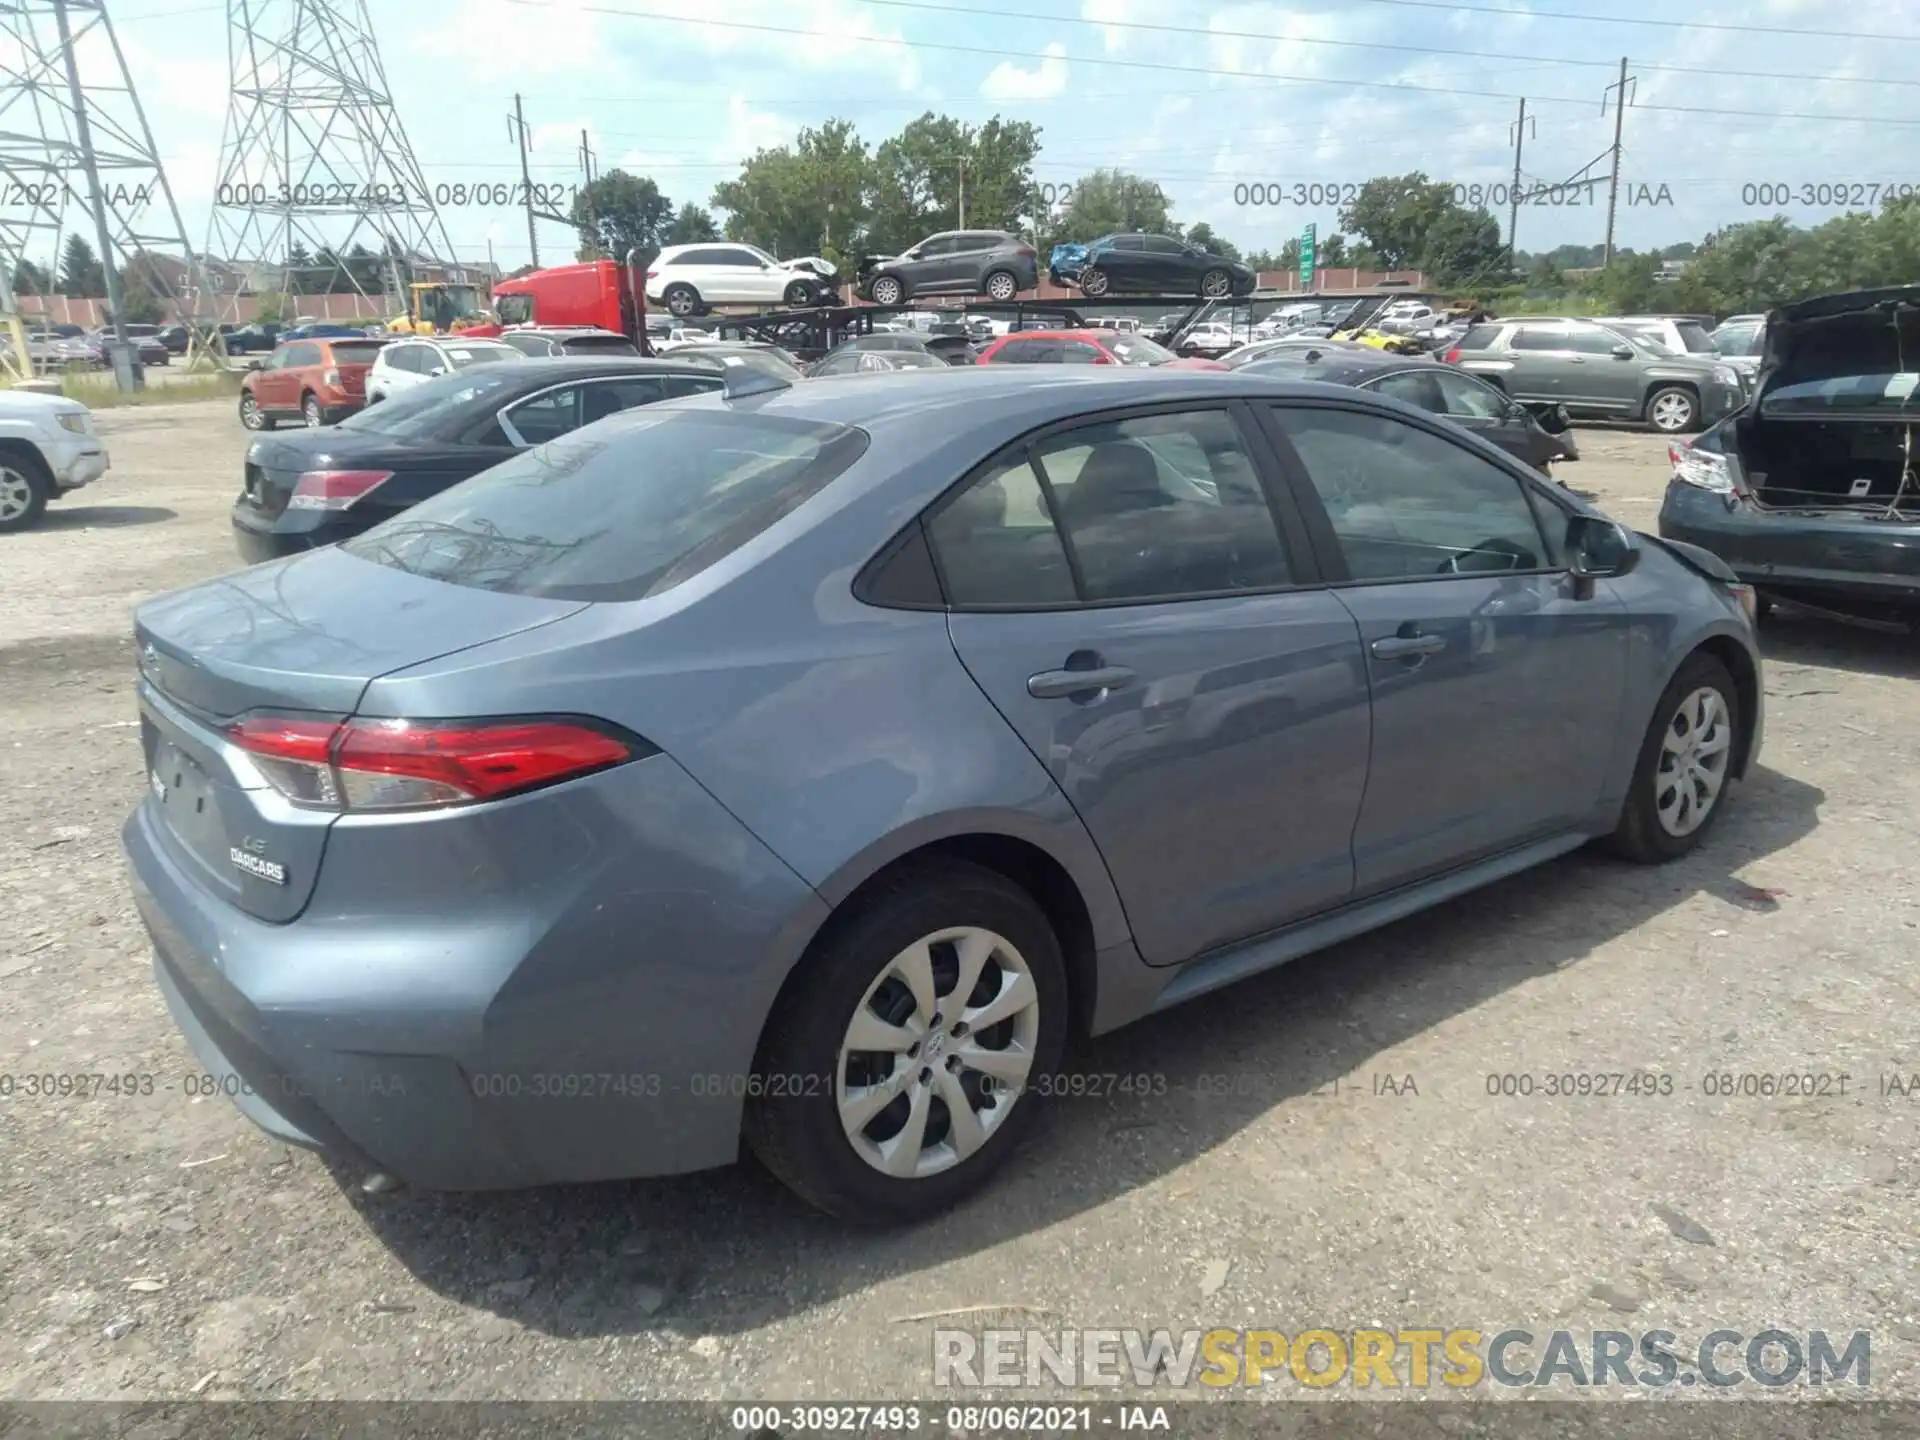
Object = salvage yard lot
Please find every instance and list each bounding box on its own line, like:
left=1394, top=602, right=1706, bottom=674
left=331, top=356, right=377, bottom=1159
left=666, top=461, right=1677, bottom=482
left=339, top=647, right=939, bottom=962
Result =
left=1, top=400, right=1916, bottom=1401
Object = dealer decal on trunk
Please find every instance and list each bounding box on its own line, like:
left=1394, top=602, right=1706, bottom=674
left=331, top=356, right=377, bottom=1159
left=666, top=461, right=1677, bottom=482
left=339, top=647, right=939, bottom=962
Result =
left=229, top=843, right=287, bottom=886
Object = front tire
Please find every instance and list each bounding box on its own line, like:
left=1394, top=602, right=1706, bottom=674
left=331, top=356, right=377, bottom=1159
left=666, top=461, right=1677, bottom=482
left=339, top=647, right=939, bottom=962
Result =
left=0, top=454, right=51, bottom=532
left=1604, top=652, right=1740, bottom=863
left=1200, top=268, right=1233, bottom=298
left=745, top=860, right=1069, bottom=1224
left=870, top=274, right=905, bottom=306
left=1645, top=384, right=1698, bottom=434
left=1079, top=267, right=1111, bottom=298
left=301, top=392, right=324, bottom=428
left=784, top=280, right=816, bottom=307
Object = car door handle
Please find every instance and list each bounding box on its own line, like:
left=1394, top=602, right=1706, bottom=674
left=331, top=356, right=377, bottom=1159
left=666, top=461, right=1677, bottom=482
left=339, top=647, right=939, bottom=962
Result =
left=1370, top=634, right=1446, bottom=660
left=1027, top=665, right=1136, bottom=699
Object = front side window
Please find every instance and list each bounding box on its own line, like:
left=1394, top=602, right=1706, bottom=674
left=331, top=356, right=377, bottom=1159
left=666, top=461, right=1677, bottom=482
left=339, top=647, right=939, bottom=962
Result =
left=444, top=344, right=516, bottom=369
left=1060, top=341, right=1106, bottom=364
left=1712, top=323, right=1763, bottom=358
left=495, top=294, right=533, bottom=326
left=1269, top=406, right=1549, bottom=581
left=1570, top=326, right=1632, bottom=355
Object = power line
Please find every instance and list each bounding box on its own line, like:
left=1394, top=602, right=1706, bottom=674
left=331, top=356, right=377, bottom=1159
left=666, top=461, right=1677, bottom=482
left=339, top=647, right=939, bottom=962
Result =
left=495, top=0, right=1920, bottom=128
left=1339, top=0, right=1919, bottom=43
left=828, top=0, right=1920, bottom=88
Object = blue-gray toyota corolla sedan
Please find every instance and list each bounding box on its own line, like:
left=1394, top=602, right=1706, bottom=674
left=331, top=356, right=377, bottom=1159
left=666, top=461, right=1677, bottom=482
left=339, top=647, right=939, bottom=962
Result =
left=124, top=366, right=1763, bottom=1223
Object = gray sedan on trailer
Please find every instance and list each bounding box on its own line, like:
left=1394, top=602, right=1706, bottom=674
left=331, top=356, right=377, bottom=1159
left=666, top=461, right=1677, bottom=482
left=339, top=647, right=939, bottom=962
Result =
left=123, top=367, right=1763, bottom=1223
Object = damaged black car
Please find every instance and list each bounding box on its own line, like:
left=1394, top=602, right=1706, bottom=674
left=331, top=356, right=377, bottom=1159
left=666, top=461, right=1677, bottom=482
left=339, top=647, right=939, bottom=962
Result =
left=1659, top=284, right=1920, bottom=621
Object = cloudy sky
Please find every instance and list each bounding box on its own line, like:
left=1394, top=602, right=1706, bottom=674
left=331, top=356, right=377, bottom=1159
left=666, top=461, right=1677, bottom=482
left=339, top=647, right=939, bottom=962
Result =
left=60, top=0, right=1920, bottom=273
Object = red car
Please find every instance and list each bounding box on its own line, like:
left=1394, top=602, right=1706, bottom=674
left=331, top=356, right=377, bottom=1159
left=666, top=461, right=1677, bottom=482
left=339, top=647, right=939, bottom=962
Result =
left=238, top=336, right=388, bottom=430
left=974, top=327, right=1228, bottom=370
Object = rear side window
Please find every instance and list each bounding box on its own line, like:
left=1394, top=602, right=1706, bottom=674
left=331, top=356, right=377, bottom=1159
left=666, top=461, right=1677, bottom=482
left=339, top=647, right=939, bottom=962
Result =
left=1508, top=328, right=1567, bottom=351
left=344, top=411, right=867, bottom=602
left=446, top=345, right=514, bottom=368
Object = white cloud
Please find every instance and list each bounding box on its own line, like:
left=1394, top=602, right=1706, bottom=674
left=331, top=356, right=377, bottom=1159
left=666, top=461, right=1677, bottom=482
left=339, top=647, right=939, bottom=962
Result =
left=981, top=43, right=1070, bottom=101
left=404, top=0, right=619, bottom=77
left=1080, top=0, right=1136, bottom=53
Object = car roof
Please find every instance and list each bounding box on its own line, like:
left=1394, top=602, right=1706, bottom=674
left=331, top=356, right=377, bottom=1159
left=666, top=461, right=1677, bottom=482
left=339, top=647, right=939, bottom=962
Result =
left=666, top=367, right=1412, bottom=445
left=992, top=329, right=1115, bottom=342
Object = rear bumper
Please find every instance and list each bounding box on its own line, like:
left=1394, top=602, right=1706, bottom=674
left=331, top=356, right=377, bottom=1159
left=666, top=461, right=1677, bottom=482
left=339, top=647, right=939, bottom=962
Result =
left=122, top=751, right=830, bottom=1190
left=1658, top=479, right=1920, bottom=602
left=230, top=500, right=359, bottom=564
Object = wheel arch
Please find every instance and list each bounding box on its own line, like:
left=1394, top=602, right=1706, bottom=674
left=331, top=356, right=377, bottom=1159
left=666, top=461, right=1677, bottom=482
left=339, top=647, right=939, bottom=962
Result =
left=1642, top=377, right=1700, bottom=420
left=757, top=822, right=1118, bottom=1076
left=1688, top=633, right=1760, bottom=778
left=0, top=436, right=53, bottom=480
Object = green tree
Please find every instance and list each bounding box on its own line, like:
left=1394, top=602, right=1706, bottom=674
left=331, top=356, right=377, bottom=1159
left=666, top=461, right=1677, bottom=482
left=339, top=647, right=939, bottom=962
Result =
left=665, top=202, right=719, bottom=246
left=113, top=268, right=166, bottom=324
left=714, top=119, right=873, bottom=261
left=1182, top=222, right=1239, bottom=261
left=867, top=112, right=1041, bottom=255
left=571, top=170, right=674, bottom=264
left=1055, top=168, right=1174, bottom=242
left=11, top=258, right=50, bottom=295
left=1337, top=173, right=1460, bottom=270
left=1420, top=207, right=1508, bottom=286
left=1580, top=251, right=1664, bottom=313
left=59, top=234, right=105, bottom=296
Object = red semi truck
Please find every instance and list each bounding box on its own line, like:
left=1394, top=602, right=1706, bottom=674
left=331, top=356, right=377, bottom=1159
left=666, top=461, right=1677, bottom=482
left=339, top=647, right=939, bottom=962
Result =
left=489, top=255, right=653, bottom=349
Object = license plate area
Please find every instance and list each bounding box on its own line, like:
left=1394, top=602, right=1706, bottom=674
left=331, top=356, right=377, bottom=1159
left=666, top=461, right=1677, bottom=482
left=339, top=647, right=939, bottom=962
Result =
left=150, top=737, right=234, bottom=882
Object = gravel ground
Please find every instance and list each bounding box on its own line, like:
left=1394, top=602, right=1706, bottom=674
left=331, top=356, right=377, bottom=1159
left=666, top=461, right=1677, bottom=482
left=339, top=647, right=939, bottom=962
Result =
left=1, top=403, right=1916, bottom=1407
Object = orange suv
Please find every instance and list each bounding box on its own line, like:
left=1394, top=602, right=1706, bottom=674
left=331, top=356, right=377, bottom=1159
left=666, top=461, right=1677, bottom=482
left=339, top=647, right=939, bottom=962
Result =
left=239, top=336, right=388, bottom=430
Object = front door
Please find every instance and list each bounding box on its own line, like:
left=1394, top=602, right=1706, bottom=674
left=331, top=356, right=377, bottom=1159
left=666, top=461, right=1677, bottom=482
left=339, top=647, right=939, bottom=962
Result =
left=1261, top=402, right=1630, bottom=895
left=929, top=404, right=1372, bottom=965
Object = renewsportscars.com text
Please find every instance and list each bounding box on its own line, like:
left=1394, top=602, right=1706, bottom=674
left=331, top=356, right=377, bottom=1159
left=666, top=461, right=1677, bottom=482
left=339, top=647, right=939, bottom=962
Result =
left=933, top=1327, right=1871, bottom=1390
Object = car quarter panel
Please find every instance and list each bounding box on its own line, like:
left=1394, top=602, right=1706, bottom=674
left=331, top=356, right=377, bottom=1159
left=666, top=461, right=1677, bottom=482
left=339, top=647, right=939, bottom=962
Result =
left=124, top=747, right=829, bottom=1187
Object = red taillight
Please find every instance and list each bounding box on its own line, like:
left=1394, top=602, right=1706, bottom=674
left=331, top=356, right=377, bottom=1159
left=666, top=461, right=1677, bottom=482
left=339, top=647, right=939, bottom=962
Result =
left=227, top=715, right=640, bottom=811
left=645, top=268, right=659, bottom=279
left=1015, top=246, right=1036, bottom=258
left=286, top=468, right=393, bottom=512
left=1442, top=347, right=1462, bottom=363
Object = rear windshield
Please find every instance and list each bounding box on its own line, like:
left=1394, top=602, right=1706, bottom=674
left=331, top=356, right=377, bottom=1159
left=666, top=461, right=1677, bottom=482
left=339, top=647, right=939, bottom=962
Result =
left=341, top=410, right=870, bottom=602
left=446, top=344, right=516, bottom=368
left=1451, top=325, right=1497, bottom=350
left=1674, top=322, right=1716, bottom=354
left=329, top=340, right=387, bottom=363
left=562, top=335, right=639, bottom=354
left=1762, top=373, right=1920, bottom=418
left=338, top=369, right=523, bottom=437
left=1105, top=334, right=1175, bottom=366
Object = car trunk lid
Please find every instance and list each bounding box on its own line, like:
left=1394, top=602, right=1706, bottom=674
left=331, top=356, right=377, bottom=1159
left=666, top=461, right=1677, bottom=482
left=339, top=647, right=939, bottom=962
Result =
left=133, top=546, right=588, bottom=921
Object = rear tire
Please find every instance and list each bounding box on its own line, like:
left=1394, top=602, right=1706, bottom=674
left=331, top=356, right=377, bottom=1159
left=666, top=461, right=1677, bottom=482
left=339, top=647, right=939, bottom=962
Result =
left=663, top=284, right=700, bottom=318
left=744, top=859, right=1069, bottom=1224
left=1604, top=652, right=1740, bottom=863
left=983, top=270, right=1019, bottom=302
left=0, top=451, right=51, bottom=533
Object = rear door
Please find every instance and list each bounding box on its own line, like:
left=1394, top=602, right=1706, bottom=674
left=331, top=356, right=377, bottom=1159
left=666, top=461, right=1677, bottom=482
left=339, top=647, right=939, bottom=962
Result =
left=1140, top=235, right=1193, bottom=289
left=1499, top=325, right=1579, bottom=403
left=1100, top=234, right=1146, bottom=287
left=933, top=403, right=1373, bottom=965
left=1258, top=401, right=1629, bottom=895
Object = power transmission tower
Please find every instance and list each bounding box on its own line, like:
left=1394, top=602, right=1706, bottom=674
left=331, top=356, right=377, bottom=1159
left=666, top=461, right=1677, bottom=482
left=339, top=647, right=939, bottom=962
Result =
left=1601, top=57, right=1637, bottom=267
left=0, top=0, right=219, bottom=382
left=208, top=0, right=457, bottom=327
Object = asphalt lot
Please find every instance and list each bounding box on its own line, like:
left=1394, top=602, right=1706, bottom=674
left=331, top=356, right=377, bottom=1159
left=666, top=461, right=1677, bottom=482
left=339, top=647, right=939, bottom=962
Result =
left=1, top=402, right=1916, bottom=1405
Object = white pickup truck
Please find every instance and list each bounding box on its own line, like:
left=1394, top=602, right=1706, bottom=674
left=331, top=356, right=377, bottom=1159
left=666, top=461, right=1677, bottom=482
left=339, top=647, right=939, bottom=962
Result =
left=0, top=389, right=110, bottom=532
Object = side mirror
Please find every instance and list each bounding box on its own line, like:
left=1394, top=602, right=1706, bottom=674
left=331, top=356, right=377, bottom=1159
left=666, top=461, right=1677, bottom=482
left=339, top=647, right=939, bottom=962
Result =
left=426, top=365, right=447, bottom=377
left=245, top=359, right=264, bottom=371
left=1566, top=515, right=1641, bottom=582
left=1610, top=343, right=1635, bottom=359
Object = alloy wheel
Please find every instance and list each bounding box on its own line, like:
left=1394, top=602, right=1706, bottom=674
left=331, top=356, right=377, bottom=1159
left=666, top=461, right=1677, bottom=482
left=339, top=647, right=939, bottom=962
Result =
left=1649, top=390, right=1695, bottom=432
left=1080, top=268, right=1109, bottom=297
left=1654, top=686, right=1732, bottom=837
left=836, top=925, right=1040, bottom=1179
left=239, top=395, right=263, bottom=430
left=1201, top=269, right=1232, bottom=298
left=985, top=272, right=1017, bottom=302
left=303, top=396, right=322, bottom=427
left=872, top=277, right=902, bottom=306
left=0, top=467, right=32, bottom=523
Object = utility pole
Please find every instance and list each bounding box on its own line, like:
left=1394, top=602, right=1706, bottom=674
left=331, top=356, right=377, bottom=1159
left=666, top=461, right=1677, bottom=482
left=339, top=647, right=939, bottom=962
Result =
left=53, top=0, right=135, bottom=388
left=1506, top=97, right=1533, bottom=266
left=578, top=127, right=597, bottom=252
left=956, top=158, right=966, bottom=229
left=509, top=93, right=539, bottom=268
left=1602, top=57, right=1636, bottom=267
